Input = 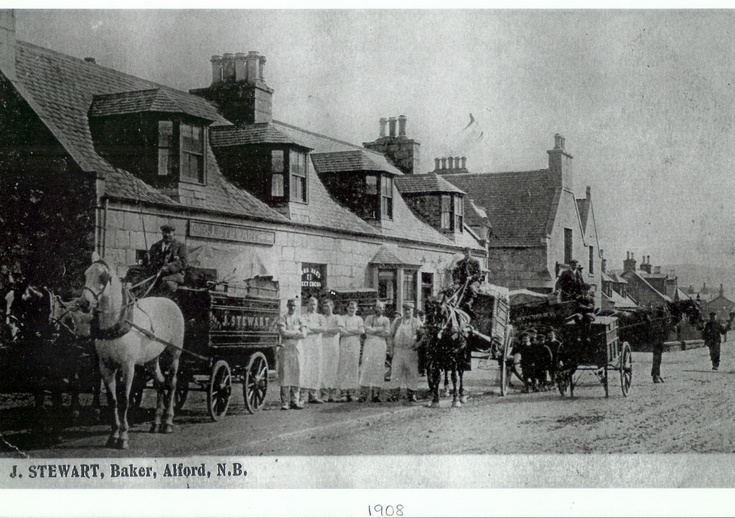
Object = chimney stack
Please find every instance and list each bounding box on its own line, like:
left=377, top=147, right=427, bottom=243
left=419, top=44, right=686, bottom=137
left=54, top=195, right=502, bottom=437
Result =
left=547, top=133, right=573, bottom=192
left=586, top=186, right=591, bottom=200
left=0, top=10, right=16, bottom=82
left=623, top=251, right=637, bottom=273
left=379, top=118, right=387, bottom=138
left=398, top=115, right=407, bottom=137
left=191, top=50, right=274, bottom=124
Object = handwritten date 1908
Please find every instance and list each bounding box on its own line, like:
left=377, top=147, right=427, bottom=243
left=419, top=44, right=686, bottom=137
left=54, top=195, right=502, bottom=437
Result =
left=367, top=504, right=403, bottom=517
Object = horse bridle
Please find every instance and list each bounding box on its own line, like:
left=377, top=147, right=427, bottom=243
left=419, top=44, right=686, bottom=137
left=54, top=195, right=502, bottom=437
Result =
left=81, top=259, right=113, bottom=307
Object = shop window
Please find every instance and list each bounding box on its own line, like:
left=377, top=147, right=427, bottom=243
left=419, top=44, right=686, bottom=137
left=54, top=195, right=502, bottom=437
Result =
left=403, top=270, right=417, bottom=306
left=301, top=263, right=327, bottom=301
left=378, top=269, right=396, bottom=307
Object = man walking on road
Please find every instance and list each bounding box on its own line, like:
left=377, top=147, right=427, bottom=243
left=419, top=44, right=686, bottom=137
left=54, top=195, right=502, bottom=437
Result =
left=702, top=312, right=731, bottom=371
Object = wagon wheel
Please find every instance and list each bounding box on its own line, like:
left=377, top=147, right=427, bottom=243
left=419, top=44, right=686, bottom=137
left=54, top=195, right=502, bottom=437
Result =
left=174, top=368, right=191, bottom=412
left=620, top=342, right=633, bottom=397
left=499, top=326, right=514, bottom=396
left=207, top=360, right=232, bottom=421
left=243, top=352, right=269, bottom=414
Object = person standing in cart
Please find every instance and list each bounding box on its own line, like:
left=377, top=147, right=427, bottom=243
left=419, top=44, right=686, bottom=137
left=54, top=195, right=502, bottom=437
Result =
left=337, top=300, right=364, bottom=402
left=387, top=301, right=422, bottom=402
left=300, top=297, right=326, bottom=404
left=359, top=300, right=391, bottom=402
left=320, top=299, right=342, bottom=402
left=277, top=298, right=307, bottom=410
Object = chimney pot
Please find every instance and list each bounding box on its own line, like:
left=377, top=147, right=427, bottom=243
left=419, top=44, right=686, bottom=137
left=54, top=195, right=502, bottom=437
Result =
left=234, top=52, right=247, bottom=81
left=461, top=156, right=466, bottom=169
left=434, top=158, right=440, bottom=171
left=84, top=57, right=96, bottom=63
left=388, top=117, right=397, bottom=137
left=554, top=133, right=564, bottom=150
left=210, top=55, right=223, bottom=84
left=258, top=55, right=266, bottom=81
left=448, top=157, right=454, bottom=169
left=379, top=118, right=387, bottom=138
left=398, top=115, right=407, bottom=137
left=246, top=51, right=259, bottom=84
left=441, top=158, right=447, bottom=170
left=222, top=53, right=235, bottom=81
left=586, top=186, right=591, bottom=200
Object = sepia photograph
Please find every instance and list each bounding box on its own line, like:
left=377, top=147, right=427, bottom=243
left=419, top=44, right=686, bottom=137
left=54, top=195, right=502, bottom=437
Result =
left=2, top=5, right=735, bottom=516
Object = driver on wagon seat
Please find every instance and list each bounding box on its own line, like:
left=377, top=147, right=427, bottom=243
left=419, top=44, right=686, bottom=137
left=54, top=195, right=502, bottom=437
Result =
left=145, top=224, right=188, bottom=295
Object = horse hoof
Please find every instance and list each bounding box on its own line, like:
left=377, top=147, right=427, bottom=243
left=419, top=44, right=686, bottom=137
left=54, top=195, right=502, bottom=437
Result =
left=426, top=401, right=440, bottom=408
left=149, top=424, right=160, bottom=434
left=459, top=395, right=468, bottom=404
left=452, top=400, right=462, bottom=408
left=442, top=389, right=450, bottom=398
left=117, top=439, right=129, bottom=450
left=163, top=424, right=174, bottom=434
left=106, top=436, right=118, bottom=448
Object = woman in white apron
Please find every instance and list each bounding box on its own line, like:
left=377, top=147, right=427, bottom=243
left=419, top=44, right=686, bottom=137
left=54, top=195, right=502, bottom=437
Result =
left=337, top=300, right=364, bottom=402
left=277, top=298, right=307, bottom=410
left=359, top=300, right=391, bottom=402
left=300, top=297, right=326, bottom=404
left=320, top=299, right=342, bottom=402
left=387, top=301, right=422, bottom=402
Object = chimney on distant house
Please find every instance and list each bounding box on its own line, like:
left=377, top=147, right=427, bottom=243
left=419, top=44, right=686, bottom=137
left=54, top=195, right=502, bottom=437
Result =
left=623, top=251, right=637, bottom=273
left=640, top=255, right=652, bottom=275
left=0, top=10, right=16, bottom=82
left=190, top=50, right=273, bottom=124
left=364, top=115, right=421, bottom=174
left=548, top=133, right=573, bottom=193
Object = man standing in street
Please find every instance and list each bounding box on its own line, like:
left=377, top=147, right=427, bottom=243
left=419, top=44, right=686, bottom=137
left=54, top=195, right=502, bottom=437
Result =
left=300, top=297, right=326, bottom=404
left=702, top=311, right=731, bottom=371
left=337, top=300, right=364, bottom=402
left=319, top=299, right=342, bottom=402
left=277, top=298, right=307, bottom=410
left=359, top=300, right=391, bottom=403
left=145, top=224, right=188, bottom=295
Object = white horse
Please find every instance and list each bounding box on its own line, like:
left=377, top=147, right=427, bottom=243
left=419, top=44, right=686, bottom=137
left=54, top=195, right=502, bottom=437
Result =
left=76, top=253, right=184, bottom=450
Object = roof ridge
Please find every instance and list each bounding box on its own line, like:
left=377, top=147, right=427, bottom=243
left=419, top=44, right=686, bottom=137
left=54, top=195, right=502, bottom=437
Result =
left=273, top=120, right=386, bottom=159
left=442, top=169, right=550, bottom=177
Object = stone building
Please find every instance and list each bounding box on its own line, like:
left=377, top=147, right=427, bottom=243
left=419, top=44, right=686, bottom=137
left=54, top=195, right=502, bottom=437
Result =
left=434, top=134, right=603, bottom=307
left=704, top=284, right=735, bottom=323
left=0, top=12, right=483, bottom=314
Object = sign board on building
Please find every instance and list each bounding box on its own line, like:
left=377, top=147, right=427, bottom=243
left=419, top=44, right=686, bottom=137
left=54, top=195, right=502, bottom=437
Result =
left=189, top=220, right=275, bottom=246
left=301, top=263, right=327, bottom=300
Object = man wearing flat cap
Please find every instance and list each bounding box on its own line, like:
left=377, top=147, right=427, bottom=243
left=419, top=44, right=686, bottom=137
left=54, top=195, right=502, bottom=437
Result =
left=145, top=224, right=188, bottom=295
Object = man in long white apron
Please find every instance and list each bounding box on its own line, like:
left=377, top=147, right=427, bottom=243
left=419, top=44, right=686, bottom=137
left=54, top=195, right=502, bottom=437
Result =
left=387, top=301, right=422, bottom=402
left=277, top=299, right=307, bottom=410
left=300, top=297, right=326, bottom=404
left=337, top=300, right=364, bottom=402
left=359, top=300, right=391, bottom=403
left=320, top=299, right=342, bottom=402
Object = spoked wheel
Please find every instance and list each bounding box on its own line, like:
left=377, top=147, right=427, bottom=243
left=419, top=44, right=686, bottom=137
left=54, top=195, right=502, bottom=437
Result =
left=243, top=352, right=269, bottom=414
left=554, top=343, right=575, bottom=397
left=174, top=369, right=191, bottom=412
left=207, top=360, right=232, bottom=421
left=499, top=326, right=514, bottom=396
left=620, top=342, right=633, bottom=397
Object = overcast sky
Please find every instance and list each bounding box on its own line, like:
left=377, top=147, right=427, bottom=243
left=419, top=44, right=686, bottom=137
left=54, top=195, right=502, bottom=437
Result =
left=14, top=9, right=735, bottom=271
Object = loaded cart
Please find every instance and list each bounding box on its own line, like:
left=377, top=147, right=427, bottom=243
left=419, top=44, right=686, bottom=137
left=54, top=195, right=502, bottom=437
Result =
left=171, top=278, right=280, bottom=421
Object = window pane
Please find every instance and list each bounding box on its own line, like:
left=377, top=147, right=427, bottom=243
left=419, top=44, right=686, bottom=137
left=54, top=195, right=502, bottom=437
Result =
left=366, top=175, right=377, bottom=194
left=272, top=173, right=284, bottom=197
left=272, top=150, right=284, bottom=173
left=382, top=176, right=393, bottom=197
left=158, top=121, right=173, bottom=147
left=403, top=271, right=417, bottom=302
left=158, top=148, right=170, bottom=176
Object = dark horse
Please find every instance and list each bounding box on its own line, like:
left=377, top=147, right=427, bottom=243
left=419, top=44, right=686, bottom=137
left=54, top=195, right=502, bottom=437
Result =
left=5, top=285, right=100, bottom=440
left=421, top=292, right=472, bottom=408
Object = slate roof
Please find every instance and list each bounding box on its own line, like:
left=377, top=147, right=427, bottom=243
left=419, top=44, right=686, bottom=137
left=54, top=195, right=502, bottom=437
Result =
left=311, top=150, right=402, bottom=175
left=10, top=40, right=285, bottom=223
left=209, top=123, right=300, bottom=147
left=369, top=246, right=419, bottom=267
left=394, top=173, right=465, bottom=194
left=441, top=170, right=560, bottom=247
left=89, top=88, right=217, bottom=120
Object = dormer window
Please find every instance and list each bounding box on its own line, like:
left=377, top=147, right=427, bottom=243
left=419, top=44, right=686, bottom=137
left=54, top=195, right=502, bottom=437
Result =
left=268, top=147, right=309, bottom=203
left=156, top=120, right=206, bottom=184
left=440, top=194, right=464, bottom=232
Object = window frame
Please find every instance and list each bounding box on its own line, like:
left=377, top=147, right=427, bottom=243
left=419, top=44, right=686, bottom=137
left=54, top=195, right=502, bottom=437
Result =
left=441, top=194, right=452, bottom=230
left=179, top=121, right=206, bottom=185
left=454, top=195, right=464, bottom=232
left=381, top=175, right=393, bottom=220
left=271, top=149, right=285, bottom=198
left=289, top=149, right=308, bottom=203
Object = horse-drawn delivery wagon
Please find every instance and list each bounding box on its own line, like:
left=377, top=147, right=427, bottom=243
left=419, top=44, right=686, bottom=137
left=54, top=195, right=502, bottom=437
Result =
left=506, top=290, right=633, bottom=398
left=172, top=278, right=280, bottom=421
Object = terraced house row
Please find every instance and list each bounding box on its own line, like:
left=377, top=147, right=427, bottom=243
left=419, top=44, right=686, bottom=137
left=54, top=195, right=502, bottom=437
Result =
left=0, top=10, right=603, bottom=311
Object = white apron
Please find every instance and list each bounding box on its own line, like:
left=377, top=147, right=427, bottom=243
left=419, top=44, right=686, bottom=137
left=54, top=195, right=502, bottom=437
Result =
left=321, top=314, right=342, bottom=390
left=277, top=314, right=303, bottom=387
left=300, top=312, right=324, bottom=390
left=338, top=315, right=364, bottom=390
left=360, top=314, right=390, bottom=388
left=389, top=319, right=420, bottom=391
